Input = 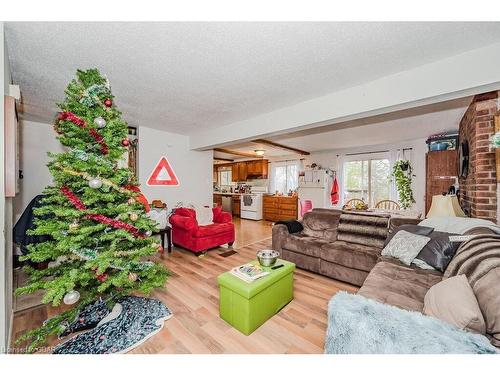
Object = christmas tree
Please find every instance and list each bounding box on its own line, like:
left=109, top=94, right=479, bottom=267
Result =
left=16, top=69, right=169, bottom=352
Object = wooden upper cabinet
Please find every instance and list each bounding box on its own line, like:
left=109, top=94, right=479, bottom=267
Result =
left=425, top=150, right=458, bottom=213
left=246, top=160, right=268, bottom=179
left=228, top=159, right=268, bottom=182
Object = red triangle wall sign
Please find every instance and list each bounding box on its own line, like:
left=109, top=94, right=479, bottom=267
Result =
left=147, top=157, right=179, bottom=186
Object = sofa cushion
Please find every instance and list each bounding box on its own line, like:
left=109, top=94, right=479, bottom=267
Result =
left=193, top=222, right=234, bottom=238
left=384, top=224, right=434, bottom=246
left=337, top=212, right=389, bottom=248
left=381, top=230, right=431, bottom=266
left=282, top=233, right=329, bottom=257
left=358, top=260, right=443, bottom=312
left=423, top=275, right=486, bottom=334
left=320, top=241, right=381, bottom=272
left=415, top=231, right=461, bottom=272
left=301, top=209, right=341, bottom=241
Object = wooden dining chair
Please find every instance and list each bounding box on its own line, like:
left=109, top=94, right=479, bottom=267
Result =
left=342, top=198, right=365, bottom=210
left=375, top=199, right=401, bottom=210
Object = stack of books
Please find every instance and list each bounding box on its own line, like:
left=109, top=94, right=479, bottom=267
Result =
left=230, top=263, right=269, bottom=283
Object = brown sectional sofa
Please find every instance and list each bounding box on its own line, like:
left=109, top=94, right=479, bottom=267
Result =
left=272, top=208, right=500, bottom=347
left=273, top=208, right=394, bottom=286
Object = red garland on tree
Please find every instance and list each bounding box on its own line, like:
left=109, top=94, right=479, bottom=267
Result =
left=60, top=186, right=145, bottom=238
left=58, top=111, right=109, bottom=155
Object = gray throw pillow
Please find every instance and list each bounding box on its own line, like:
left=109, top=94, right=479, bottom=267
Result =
left=384, top=224, right=434, bottom=246
left=415, top=231, right=461, bottom=272
left=382, top=230, right=431, bottom=266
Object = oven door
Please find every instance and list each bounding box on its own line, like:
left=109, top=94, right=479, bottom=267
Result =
left=241, top=194, right=256, bottom=211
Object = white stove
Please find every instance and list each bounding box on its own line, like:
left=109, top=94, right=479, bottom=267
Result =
left=240, top=186, right=267, bottom=220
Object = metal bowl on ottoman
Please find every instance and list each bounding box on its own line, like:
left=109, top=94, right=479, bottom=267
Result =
left=257, top=250, right=280, bottom=267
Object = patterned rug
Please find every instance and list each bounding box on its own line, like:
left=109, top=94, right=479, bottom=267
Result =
left=53, top=296, right=172, bottom=354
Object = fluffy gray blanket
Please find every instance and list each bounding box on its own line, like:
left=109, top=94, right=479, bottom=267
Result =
left=325, top=292, right=498, bottom=354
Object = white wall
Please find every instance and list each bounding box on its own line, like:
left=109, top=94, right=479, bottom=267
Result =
left=268, top=138, right=428, bottom=214
left=13, top=120, right=64, bottom=222
left=138, top=126, right=213, bottom=209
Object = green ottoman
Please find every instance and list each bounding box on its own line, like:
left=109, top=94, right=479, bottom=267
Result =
left=217, top=259, right=295, bottom=335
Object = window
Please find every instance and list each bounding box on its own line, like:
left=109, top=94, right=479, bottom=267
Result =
left=271, top=161, right=299, bottom=194
left=219, top=170, right=232, bottom=186
left=343, top=156, right=391, bottom=207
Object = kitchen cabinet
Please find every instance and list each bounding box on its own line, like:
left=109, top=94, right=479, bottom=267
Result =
left=232, top=195, right=241, bottom=217
left=263, top=195, right=298, bottom=221
left=231, top=162, right=248, bottom=182
left=246, top=160, right=268, bottom=179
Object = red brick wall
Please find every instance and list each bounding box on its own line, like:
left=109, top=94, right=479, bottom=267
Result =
left=458, top=92, right=498, bottom=223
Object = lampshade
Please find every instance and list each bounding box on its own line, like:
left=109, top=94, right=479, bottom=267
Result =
left=426, top=195, right=466, bottom=218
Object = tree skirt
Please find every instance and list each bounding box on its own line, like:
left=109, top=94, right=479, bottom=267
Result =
left=53, top=296, right=172, bottom=354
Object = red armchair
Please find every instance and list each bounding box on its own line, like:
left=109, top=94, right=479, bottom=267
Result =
left=169, top=206, right=235, bottom=253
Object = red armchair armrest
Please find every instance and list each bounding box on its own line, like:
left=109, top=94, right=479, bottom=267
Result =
left=169, top=215, right=198, bottom=233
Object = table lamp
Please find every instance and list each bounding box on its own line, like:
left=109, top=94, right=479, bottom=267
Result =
left=426, top=194, right=466, bottom=218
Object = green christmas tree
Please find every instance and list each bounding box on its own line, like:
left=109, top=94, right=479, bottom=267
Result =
left=16, top=69, right=169, bottom=352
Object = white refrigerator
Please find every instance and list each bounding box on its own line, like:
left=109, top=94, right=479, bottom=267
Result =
left=297, top=169, right=331, bottom=212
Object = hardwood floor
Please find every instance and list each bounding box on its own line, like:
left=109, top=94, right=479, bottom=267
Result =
left=11, top=218, right=358, bottom=354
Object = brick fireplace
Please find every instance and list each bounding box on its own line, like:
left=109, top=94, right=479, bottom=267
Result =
left=458, top=92, right=499, bottom=223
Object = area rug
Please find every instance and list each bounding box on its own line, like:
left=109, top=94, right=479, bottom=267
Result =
left=219, top=249, right=238, bottom=257
left=53, top=296, right=172, bottom=354
left=325, top=292, right=498, bottom=354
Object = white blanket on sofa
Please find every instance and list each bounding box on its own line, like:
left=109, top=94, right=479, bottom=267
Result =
left=418, top=217, right=500, bottom=234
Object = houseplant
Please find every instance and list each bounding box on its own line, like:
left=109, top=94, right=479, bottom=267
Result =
left=392, top=160, right=416, bottom=209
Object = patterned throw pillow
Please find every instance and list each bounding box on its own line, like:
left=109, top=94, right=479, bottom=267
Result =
left=382, top=230, right=431, bottom=266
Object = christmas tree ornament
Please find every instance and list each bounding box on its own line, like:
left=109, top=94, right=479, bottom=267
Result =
left=128, top=273, right=138, bottom=282
left=63, top=290, right=80, bottom=305
left=69, top=221, right=80, bottom=231
left=145, top=230, right=152, bottom=237
left=127, top=197, right=136, bottom=205
left=104, top=98, right=112, bottom=107
left=157, top=244, right=164, bottom=253
left=88, top=177, right=103, bottom=189
left=121, top=138, right=130, bottom=146
left=93, top=117, right=106, bottom=128
left=48, top=261, right=58, bottom=268
left=129, top=213, right=139, bottom=221
left=96, top=273, right=108, bottom=282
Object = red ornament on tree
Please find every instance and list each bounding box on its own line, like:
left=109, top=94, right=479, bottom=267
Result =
left=104, top=99, right=112, bottom=107
left=122, top=138, right=130, bottom=147
left=96, top=272, right=108, bottom=282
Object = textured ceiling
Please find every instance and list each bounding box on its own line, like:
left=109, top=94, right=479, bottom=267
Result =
left=5, top=22, right=500, bottom=135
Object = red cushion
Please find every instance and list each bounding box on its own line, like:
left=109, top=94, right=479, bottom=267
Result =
left=193, top=223, right=234, bottom=238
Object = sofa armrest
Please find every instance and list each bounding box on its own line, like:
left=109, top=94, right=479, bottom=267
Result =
left=214, top=211, right=232, bottom=224
left=272, top=224, right=291, bottom=252
left=169, top=215, right=198, bottom=233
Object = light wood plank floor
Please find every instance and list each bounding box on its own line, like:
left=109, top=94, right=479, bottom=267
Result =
left=11, top=218, right=358, bottom=354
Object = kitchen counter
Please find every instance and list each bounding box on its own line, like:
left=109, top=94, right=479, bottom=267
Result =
left=213, top=192, right=243, bottom=195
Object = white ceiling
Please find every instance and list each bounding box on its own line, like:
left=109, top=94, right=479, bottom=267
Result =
left=220, top=97, right=471, bottom=158
left=5, top=22, right=500, bottom=135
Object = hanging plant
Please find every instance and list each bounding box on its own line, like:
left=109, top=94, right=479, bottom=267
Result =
left=392, top=160, right=416, bottom=209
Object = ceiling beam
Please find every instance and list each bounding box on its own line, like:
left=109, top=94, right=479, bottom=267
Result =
left=253, top=139, right=310, bottom=155
left=214, top=157, right=234, bottom=162
left=190, top=42, right=500, bottom=150
left=214, top=148, right=263, bottom=158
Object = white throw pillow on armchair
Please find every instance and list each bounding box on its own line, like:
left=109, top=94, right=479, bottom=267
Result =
left=195, top=206, right=214, bottom=226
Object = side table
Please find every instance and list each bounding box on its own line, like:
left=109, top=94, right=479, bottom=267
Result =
left=155, top=226, right=172, bottom=253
